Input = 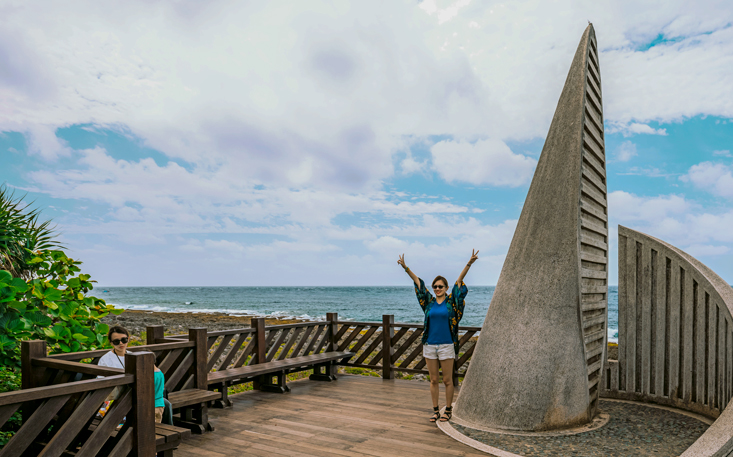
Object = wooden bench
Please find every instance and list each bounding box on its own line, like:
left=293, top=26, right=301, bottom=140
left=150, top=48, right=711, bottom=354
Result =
left=208, top=351, right=354, bottom=407
left=154, top=423, right=192, bottom=457
left=167, top=389, right=221, bottom=433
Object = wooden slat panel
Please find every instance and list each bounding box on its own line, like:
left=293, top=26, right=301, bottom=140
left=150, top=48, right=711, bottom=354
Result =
left=0, top=404, right=20, bottom=427
left=390, top=327, right=411, bottom=347
left=391, top=329, right=424, bottom=363
left=312, top=326, right=331, bottom=355
left=157, top=348, right=185, bottom=376
left=0, top=395, right=70, bottom=456
left=398, top=340, right=425, bottom=369
left=344, top=325, right=379, bottom=356
left=207, top=334, right=234, bottom=371
left=290, top=325, right=315, bottom=359
left=333, top=323, right=350, bottom=342
left=353, top=330, right=383, bottom=366
left=302, top=325, right=325, bottom=357
left=336, top=326, right=365, bottom=353
left=165, top=351, right=193, bottom=392
left=38, top=387, right=114, bottom=457
left=266, top=329, right=291, bottom=362
left=216, top=333, right=249, bottom=371
left=278, top=327, right=305, bottom=361
left=76, top=390, right=132, bottom=457
left=232, top=334, right=257, bottom=369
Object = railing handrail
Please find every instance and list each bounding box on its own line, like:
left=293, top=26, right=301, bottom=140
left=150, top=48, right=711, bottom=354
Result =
left=0, top=374, right=132, bottom=407
left=32, top=357, right=125, bottom=376
left=46, top=340, right=195, bottom=360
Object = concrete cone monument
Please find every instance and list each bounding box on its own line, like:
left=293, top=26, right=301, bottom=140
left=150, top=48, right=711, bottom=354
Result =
left=452, top=24, right=608, bottom=431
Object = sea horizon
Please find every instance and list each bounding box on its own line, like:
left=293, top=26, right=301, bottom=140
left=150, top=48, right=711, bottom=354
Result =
left=98, top=285, right=621, bottom=343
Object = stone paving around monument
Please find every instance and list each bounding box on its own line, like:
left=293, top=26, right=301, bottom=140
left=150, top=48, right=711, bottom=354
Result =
left=449, top=400, right=709, bottom=456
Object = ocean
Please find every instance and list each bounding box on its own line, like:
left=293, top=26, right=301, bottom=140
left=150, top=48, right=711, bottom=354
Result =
left=99, top=285, right=620, bottom=342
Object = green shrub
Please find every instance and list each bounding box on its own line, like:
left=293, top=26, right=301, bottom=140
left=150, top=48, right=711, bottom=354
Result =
left=0, top=250, right=123, bottom=368
left=0, top=367, right=21, bottom=447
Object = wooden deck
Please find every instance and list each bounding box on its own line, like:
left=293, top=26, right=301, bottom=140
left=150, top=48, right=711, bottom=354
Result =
left=174, top=375, right=488, bottom=457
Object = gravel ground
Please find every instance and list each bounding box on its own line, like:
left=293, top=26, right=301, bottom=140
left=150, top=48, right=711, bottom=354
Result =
left=452, top=400, right=708, bottom=456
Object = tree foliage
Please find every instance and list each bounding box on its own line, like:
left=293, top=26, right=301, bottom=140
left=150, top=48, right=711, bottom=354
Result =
left=0, top=250, right=122, bottom=367
left=0, top=185, right=63, bottom=279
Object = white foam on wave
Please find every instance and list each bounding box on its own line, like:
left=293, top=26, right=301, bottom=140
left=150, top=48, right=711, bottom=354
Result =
left=608, top=327, right=619, bottom=343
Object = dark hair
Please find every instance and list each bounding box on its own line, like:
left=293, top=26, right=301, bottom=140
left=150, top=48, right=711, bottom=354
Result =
left=107, top=325, right=129, bottom=341
left=432, top=276, right=448, bottom=288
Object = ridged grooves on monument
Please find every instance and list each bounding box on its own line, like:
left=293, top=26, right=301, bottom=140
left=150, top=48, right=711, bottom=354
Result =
left=579, top=30, right=608, bottom=414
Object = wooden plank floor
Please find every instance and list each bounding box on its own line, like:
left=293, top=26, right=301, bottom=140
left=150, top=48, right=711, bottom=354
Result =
left=175, top=375, right=489, bottom=457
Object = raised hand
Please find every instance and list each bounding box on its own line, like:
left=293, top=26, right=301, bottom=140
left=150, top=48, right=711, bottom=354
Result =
left=397, top=253, right=407, bottom=269
left=468, top=249, right=479, bottom=266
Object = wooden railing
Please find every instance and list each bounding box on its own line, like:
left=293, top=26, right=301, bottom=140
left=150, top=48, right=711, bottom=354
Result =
left=1, top=341, right=157, bottom=456
left=167, top=313, right=480, bottom=383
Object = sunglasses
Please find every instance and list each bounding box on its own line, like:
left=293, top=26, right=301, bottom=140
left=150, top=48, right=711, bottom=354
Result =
left=111, top=337, right=129, bottom=346
left=432, top=285, right=445, bottom=290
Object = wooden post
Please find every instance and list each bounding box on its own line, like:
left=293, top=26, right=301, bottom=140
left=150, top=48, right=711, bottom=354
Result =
left=252, top=318, right=266, bottom=391
left=21, top=340, right=47, bottom=389
left=382, top=315, right=394, bottom=380
left=146, top=325, right=165, bottom=345
left=252, top=318, right=266, bottom=365
left=186, top=327, right=212, bottom=432
left=126, top=351, right=156, bottom=456
left=326, top=312, right=338, bottom=352
left=21, top=340, right=47, bottom=423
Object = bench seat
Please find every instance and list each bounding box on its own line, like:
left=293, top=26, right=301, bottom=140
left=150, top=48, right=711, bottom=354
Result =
left=208, top=351, right=354, bottom=384
left=208, top=351, right=354, bottom=407
left=154, top=423, right=191, bottom=457
left=168, top=389, right=221, bottom=408
left=167, top=388, right=221, bottom=434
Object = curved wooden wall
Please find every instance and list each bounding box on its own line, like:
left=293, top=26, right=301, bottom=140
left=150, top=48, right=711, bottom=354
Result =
left=602, top=225, right=733, bottom=456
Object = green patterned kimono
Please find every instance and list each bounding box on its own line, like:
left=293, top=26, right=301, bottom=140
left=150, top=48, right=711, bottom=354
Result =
left=414, top=278, right=468, bottom=354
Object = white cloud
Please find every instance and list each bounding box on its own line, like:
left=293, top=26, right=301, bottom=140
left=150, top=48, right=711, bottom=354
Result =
left=615, top=140, right=637, bottom=162
left=609, top=190, right=690, bottom=223
left=713, top=150, right=731, bottom=157
left=681, top=162, right=733, bottom=198
left=606, top=123, right=667, bottom=137
left=1, top=1, right=731, bottom=192
left=430, top=139, right=536, bottom=186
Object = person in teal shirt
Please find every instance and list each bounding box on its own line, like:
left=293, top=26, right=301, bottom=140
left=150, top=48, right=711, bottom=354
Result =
left=153, top=369, right=165, bottom=423
left=398, top=249, right=478, bottom=423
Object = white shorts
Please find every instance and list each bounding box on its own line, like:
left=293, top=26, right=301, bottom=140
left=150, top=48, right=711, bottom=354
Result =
left=423, top=343, right=455, bottom=360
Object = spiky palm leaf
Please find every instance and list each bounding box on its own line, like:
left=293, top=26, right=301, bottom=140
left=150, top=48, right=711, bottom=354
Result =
left=0, top=186, right=63, bottom=278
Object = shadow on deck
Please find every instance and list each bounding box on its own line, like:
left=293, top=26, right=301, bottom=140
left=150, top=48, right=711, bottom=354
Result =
left=175, top=375, right=487, bottom=457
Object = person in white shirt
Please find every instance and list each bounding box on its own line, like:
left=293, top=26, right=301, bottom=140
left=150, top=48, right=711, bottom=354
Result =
left=98, top=325, right=166, bottom=423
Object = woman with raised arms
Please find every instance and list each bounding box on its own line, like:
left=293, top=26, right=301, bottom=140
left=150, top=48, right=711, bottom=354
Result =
left=397, top=249, right=479, bottom=423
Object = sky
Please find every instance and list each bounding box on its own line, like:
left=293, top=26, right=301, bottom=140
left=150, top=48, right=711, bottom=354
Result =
left=1, top=0, right=732, bottom=287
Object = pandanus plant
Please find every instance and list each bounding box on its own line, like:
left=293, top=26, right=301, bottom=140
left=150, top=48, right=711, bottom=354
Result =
left=0, top=185, right=63, bottom=279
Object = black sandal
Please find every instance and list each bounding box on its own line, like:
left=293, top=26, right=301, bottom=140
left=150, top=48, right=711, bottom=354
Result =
left=440, top=406, right=452, bottom=422
left=429, top=406, right=440, bottom=422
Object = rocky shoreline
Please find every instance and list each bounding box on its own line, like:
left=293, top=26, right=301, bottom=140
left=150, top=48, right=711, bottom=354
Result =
left=101, top=309, right=306, bottom=337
